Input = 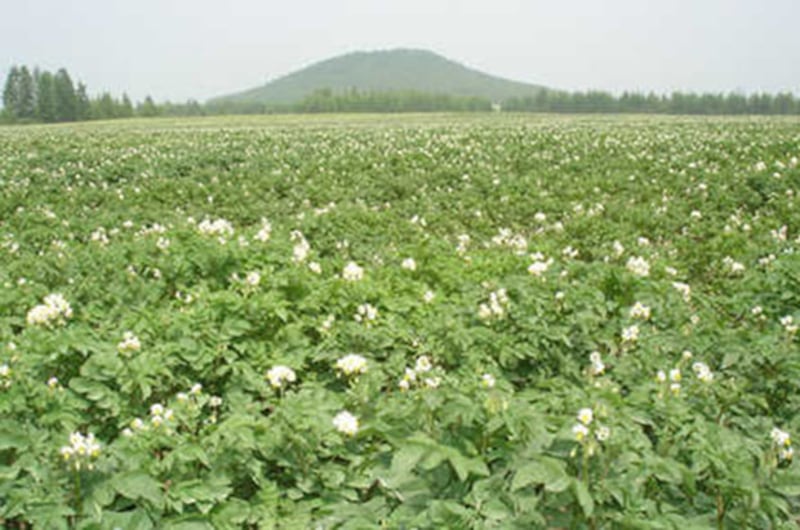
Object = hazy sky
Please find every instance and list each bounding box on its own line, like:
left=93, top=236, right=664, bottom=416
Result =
left=2, top=0, right=799, bottom=103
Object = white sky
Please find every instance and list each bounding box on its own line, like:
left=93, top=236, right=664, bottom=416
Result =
left=2, top=0, right=799, bottom=103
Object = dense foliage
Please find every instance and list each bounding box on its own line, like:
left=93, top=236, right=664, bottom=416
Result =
left=1, top=115, right=799, bottom=528
left=1, top=65, right=162, bottom=124
left=504, top=90, right=800, bottom=115
left=4, top=61, right=800, bottom=125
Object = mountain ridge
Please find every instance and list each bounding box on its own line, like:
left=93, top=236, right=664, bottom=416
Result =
left=209, top=49, right=545, bottom=105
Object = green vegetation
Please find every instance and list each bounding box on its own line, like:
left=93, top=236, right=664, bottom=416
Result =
left=1, top=114, right=800, bottom=528
left=504, top=89, right=800, bottom=115
left=1, top=66, right=180, bottom=124
left=4, top=51, right=800, bottom=122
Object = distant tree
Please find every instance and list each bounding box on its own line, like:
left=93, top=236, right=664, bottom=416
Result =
left=119, top=93, right=134, bottom=118
left=92, top=92, right=117, bottom=120
left=17, top=67, right=36, bottom=120
left=2, top=66, right=20, bottom=121
left=34, top=70, right=57, bottom=122
left=138, top=95, right=159, bottom=117
left=75, top=82, right=90, bottom=120
left=53, top=68, right=78, bottom=121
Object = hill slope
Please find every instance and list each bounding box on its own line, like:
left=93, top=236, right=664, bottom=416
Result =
left=210, top=49, right=544, bottom=105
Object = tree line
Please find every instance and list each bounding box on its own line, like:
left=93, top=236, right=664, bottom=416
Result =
left=3, top=64, right=800, bottom=123
left=286, top=88, right=490, bottom=113
left=503, top=89, right=800, bottom=115
left=1, top=65, right=167, bottom=123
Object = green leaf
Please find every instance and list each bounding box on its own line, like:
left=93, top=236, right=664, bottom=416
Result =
left=511, top=457, right=569, bottom=492
left=773, top=470, right=800, bottom=497
left=113, top=470, right=164, bottom=507
left=572, top=479, right=594, bottom=517
left=100, top=509, right=155, bottom=530
left=448, top=452, right=489, bottom=482
left=161, top=518, right=214, bottom=530
left=0, top=429, right=27, bottom=451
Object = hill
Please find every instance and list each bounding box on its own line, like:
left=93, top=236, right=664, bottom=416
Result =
left=209, top=49, right=545, bottom=106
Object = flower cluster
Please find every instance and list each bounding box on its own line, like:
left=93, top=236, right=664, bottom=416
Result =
left=332, top=410, right=359, bottom=436
left=621, top=325, right=639, bottom=344
left=629, top=302, right=651, bottom=320
left=771, top=428, right=794, bottom=462
left=197, top=217, right=234, bottom=236
left=60, top=432, right=101, bottom=471
left=780, top=315, right=798, bottom=336
left=354, top=303, right=378, bottom=325
left=398, top=355, right=443, bottom=391
left=527, top=253, right=553, bottom=277
left=626, top=256, right=650, bottom=277
left=672, top=282, right=692, bottom=302
left=455, top=234, right=470, bottom=255
left=572, top=408, right=610, bottom=447
left=692, top=362, right=714, bottom=383
left=336, top=354, right=368, bottom=378
left=26, top=293, right=73, bottom=327
left=722, top=256, right=746, bottom=275
left=253, top=218, right=272, bottom=242
left=117, top=331, right=141, bottom=354
left=491, top=228, right=528, bottom=254
left=401, top=257, right=417, bottom=271
left=478, top=288, right=509, bottom=320
left=266, top=365, right=297, bottom=390
left=656, top=368, right=683, bottom=395
left=588, top=351, right=605, bottom=376
left=147, top=402, right=175, bottom=429
left=291, top=230, right=311, bottom=263
left=245, top=271, right=261, bottom=287
left=342, top=261, right=364, bottom=281
left=0, top=363, right=11, bottom=389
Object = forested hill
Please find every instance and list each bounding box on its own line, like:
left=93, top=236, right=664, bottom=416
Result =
left=208, top=49, right=546, bottom=105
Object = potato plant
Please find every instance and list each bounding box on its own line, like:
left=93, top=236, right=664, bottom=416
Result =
left=0, top=115, right=799, bottom=528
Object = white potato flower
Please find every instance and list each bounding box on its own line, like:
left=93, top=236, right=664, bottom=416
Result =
left=572, top=424, right=589, bottom=442
left=332, top=411, right=359, bottom=436
left=60, top=432, right=101, bottom=470
left=117, top=331, right=141, bottom=353
left=336, top=354, right=368, bottom=377
left=254, top=218, right=272, bottom=242
left=589, top=351, right=605, bottom=376
left=621, top=325, right=639, bottom=343
left=354, top=303, right=378, bottom=324
left=26, top=293, right=72, bottom=327
left=595, top=425, right=611, bottom=442
left=692, top=362, right=714, bottom=383
left=672, top=282, right=692, bottom=302
left=197, top=218, right=234, bottom=238
left=415, top=355, right=432, bottom=373
left=342, top=261, right=364, bottom=281
left=245, top=271, right=261, bottom=287
left=291, top=231, right=310, bottom=263
left=626, top=256, right=650, bottom=277
left=771, top=427, right=791, bottom=448
left=527, top=257, right=553, bottom=277
left=629, top=302, right=651, bottom=320
left=401, top=258, right=417, bottom=271
left=266, top=365, right=297, bottom=389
